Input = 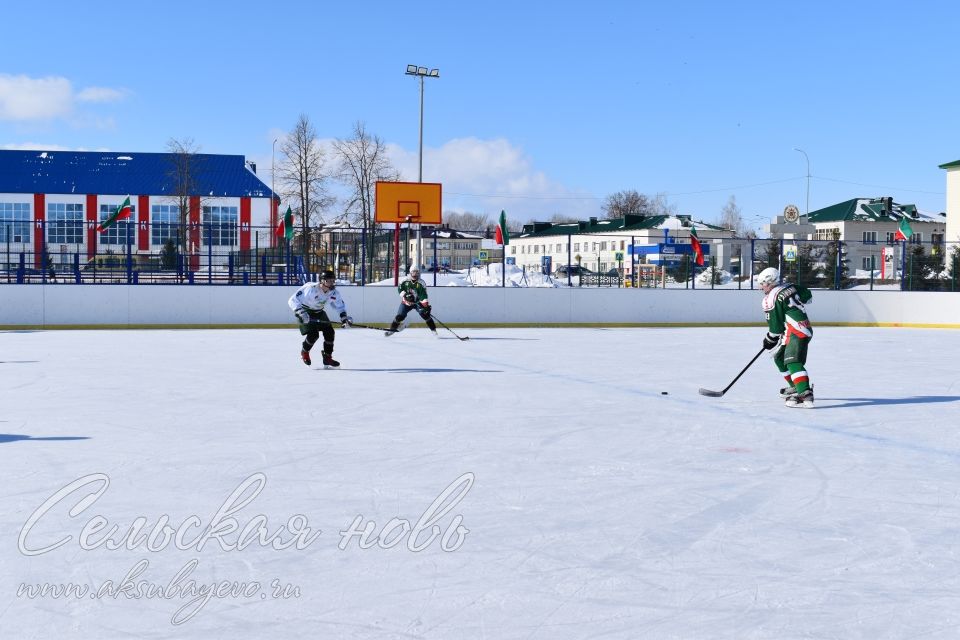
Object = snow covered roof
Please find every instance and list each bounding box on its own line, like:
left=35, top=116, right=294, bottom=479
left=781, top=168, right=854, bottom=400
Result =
left=807, top=197, right=939, bottom=224
left=518, top=214, right=723, bottom=238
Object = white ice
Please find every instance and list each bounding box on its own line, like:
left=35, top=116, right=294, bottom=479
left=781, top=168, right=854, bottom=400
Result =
left=2, top=326, right=960, bottom=639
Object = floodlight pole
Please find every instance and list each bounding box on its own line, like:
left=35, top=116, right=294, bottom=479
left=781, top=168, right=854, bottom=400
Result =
left=272, top=137, right=278, bottom=248
left=794, top=147, right=810, bottom=215
left=406, top=65, right=439, bottom=271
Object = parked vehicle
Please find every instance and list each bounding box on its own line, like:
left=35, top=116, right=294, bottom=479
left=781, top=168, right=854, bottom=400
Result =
left=554, top=265, right=592, bottom=277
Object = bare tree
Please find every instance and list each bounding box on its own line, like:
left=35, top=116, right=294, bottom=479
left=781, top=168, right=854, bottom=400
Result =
left=602, top=190, right=677, bottom=218
left=443, top=211, right=489, bottom=232
left=602, top=190, right=650, bottom=217
left=332, top=121, right=399, bottom=227
left=647, top=192, right=678, bottom=216
left=276, top=115, right=334, bottom=265
left=549, top=213, right=580, bottom=223
left=165, top=137, right=205, bottom=258
left=719, top=195, right=747, bottom=236
left=332, top=121, right=400, bottom=281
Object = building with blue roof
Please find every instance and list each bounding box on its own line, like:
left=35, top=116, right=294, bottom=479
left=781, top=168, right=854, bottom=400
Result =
left=0, top=149, right=275, bottom=269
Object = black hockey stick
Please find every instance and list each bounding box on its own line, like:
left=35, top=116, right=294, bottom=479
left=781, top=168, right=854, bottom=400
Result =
left=310, top=318, right=385, bottom=332
left=698, top=347, right=765, bottom=397
left=423, top=310, right=469, bottom=341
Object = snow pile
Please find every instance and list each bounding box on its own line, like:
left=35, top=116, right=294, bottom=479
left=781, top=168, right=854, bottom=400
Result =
left=371, top=263, right=561, bottom=287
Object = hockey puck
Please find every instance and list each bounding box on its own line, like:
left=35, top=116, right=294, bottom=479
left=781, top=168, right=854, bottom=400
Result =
left=661, top=391, right=668, bottom=395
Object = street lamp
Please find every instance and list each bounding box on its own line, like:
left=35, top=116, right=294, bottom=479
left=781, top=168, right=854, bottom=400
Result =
left=272, top=137, right=279, bottom=247
left=405, top=64, right=440, bottom=270
left=793, top=148, right=810, bottom=215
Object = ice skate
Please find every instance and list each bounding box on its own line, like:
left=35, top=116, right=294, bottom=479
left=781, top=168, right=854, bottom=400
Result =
left=780, top=383, right=813, bottom=398
left=785, top=389, right=814, bottom=409
left=321, top=353, right=340, bottom=369
left=300, top=349, right=311, bottom=366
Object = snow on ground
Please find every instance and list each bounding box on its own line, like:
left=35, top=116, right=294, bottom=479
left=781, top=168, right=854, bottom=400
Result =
left=371, top=264, right=907, bottom=290
left=2, top=326, right=960, bottom=639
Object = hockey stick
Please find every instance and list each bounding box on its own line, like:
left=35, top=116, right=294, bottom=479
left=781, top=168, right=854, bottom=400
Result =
left=698, top=347, right=765, bottom=397
left=423, top=310, right=469, bottom=341
left=309, top=318, right=385, bottom=332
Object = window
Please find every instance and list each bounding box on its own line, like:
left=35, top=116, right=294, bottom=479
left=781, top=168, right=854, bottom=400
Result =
left=152, top=204, right=180, bottom=246
left=47, top=203, right=84, bottom=244
left=574, top=243, right=580, bottom=251
left=932, top=233, right=944, bottom=245
left=862, top=231, right=877, bottom=244
left=814, top=228, right=839, bottom=242
left=862, top=256, right=875, bottom=270
left=910, top=233, right=922, bottom=245
left=0, top=202, right=31, bottom=243
left=99, top=202, right=137, bottom=245
left=510, top=246, right=516, bottom=255
left=600, top=241, right=607, bottom=251
left=886, top=232, right=897, bottom=244
left=201, top=205, right=238, bottom=246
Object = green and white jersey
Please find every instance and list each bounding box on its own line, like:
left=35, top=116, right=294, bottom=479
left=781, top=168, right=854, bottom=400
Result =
left=762, top=283, right=813, bottom=340
left=398, top=278, right=429, bottom=304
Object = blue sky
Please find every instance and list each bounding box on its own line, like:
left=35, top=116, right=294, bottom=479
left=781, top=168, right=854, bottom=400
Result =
left=1, top=1, right=957, bottom=229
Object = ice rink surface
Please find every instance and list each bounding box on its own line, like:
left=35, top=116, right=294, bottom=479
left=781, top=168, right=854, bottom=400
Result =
left=2, top=326, right=960, bottom=639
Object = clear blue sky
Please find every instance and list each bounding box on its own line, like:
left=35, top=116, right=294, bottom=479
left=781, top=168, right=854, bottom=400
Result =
left=2, top=0, right=957, bottom=229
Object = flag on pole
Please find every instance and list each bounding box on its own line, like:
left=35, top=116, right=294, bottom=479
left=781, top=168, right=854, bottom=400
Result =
left=495, top=210, right=510, bottom=245
left=97, top=196, right=132, bottom=232
left=276, top=206, right=294, bottom=241
left=893, top=216, right=913, bottom=241
left=690, top=225, right=704, bottom=266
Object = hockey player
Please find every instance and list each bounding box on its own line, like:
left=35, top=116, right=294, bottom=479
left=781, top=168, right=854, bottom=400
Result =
left=386, top=267, right=438, bottom=336
left=758, top=267, right=814, bottom=408
left=288, top=270, right=353, bottom=368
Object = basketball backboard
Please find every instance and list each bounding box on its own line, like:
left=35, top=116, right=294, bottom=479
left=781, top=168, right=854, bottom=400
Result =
left=375, top=181, right=442, bottom=224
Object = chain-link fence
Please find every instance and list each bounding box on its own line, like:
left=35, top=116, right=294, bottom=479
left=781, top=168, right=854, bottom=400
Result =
left=3, top=221, right=959, bottom=290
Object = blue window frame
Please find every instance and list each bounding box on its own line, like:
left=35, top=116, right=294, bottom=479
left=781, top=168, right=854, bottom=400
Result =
left=47, top=203, right=84, bottom=244
left=151, top=204, right=180, bottom=245
left=201, top=205, right=238, bottom=247
left=0, top=202, right=31, bottom=243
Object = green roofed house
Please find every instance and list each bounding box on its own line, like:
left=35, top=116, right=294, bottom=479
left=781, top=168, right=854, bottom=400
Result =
left=798, top=197, right=945, bottom=274
left=510, top=214, right=738, bottom=278
left=938, top=159, right=960, bottom=245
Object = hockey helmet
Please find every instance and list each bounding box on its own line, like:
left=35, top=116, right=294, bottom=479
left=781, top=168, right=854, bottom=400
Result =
left=757, top=267, right=780, bottom=288
left=320, top=270, right=336, bottom=288
left=409, top=267, right=421, bottom=280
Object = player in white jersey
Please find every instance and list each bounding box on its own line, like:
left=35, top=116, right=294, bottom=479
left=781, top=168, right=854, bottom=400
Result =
left=288, top=270, right=353, bottom=368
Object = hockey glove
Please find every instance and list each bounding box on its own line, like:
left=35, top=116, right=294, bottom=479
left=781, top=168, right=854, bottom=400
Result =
left=762, top=332, right=780, bottom=350
left=402, top=291, right=417, bottom=306
left=294, top=308, right=310, bottom=324
left=340, top=314, right=353, bottom=328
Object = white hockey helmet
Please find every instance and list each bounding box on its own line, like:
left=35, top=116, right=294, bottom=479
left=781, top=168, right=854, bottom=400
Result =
left=409, top=267, right=421, bottom=279
left=757, top=267, right=780, bottom=287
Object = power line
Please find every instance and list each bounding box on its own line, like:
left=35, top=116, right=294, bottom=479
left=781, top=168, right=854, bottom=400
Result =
left=812, top=175, right=944, bottom=195
left=445, top=174, right=943, bottom=202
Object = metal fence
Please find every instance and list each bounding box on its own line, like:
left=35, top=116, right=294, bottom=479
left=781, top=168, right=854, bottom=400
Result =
left=2, top=222, right=959, bottom=291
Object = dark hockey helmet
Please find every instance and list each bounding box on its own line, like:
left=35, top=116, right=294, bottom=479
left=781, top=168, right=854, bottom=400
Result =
left=320, top=270, right=336, bottom=288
